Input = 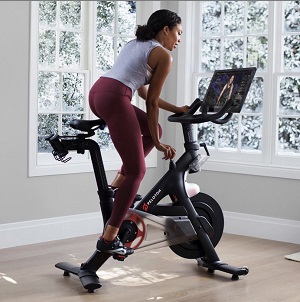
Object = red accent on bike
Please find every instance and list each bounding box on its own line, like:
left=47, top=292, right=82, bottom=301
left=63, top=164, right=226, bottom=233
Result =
left=142, top=203, right=149, bottom=212
left=123, top=212, right=147, bottom=250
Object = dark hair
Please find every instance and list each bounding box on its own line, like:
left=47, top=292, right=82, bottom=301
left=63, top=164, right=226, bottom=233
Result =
left=135, top=9, right=181, bottom=41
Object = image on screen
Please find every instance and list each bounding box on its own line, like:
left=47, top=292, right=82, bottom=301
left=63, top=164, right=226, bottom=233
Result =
left=204, top=67, right=257, bottom=113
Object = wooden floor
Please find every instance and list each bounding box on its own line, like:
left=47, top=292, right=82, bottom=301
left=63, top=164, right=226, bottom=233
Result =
left=0, top=233, right=299, bottom=302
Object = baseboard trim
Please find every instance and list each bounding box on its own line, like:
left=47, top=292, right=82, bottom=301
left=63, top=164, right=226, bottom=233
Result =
left=224, top=211, right=300, bottom=244
left=1, top=211, right=299, bottom=249
left=0, top=212, right=103, bottom=249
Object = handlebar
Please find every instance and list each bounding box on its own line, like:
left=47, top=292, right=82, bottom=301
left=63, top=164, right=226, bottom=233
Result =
left=168, top=98, right=233, bottom=125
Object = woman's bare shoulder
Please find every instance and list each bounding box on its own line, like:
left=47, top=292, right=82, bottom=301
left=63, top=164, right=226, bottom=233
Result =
left=148, top=46, right=172, bottom=70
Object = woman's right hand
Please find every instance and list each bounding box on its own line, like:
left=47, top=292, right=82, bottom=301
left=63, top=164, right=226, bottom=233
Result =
left=176, top=105, right=190, bottom=113
left=156, top=143, right=176, bottom=160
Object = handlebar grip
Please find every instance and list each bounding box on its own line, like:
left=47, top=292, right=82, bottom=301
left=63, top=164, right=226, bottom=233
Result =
left=213, top=112, right=233, bottom=124
left=187, top=98, right=202, bottom=115
left=168, top=98, right=234, bottom=124
left=167, top=98, right=201, bottom=122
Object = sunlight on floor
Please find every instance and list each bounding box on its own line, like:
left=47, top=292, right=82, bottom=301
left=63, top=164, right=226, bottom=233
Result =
left=97, top=266, right=179, bottom=287
left=68, top=253, right=80, bottom=264
left=0, top=272, right=17, bottom=284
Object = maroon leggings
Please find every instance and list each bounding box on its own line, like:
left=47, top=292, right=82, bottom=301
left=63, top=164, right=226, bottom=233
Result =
left=89, top=77, right=162, bottom=228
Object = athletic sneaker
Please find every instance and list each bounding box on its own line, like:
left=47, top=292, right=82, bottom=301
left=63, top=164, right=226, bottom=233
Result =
left=96, top=236, right=134, bottom=260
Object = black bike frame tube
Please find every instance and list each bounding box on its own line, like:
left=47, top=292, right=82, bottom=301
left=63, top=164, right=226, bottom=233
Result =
left=81, top=251, right=112, bottom=272
left=60, top=138, right=114, bottom=228
left=175, top=189, right=220, bottom=262
left=60, top=138, right=109, bottom=192
left=59, top=138, right=114, bottom=272
left=134, top=150, right=194, bottom=212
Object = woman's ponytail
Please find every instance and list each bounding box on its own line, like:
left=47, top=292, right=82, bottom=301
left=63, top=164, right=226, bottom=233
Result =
left=135, top=25, right=155, bottom=41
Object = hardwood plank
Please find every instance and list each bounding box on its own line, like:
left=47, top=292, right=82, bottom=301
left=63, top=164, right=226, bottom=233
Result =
left=0, top=234, right=299, bottom=302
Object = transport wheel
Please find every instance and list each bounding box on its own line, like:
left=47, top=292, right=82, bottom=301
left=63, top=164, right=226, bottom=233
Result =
left=169, top=192, right=224, bottom=259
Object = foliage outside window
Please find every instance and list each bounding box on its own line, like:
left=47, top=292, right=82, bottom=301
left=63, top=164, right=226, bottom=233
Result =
left=197, top=1, right=267, bottom=153
left=95, top=1, right=137, bottom=149
left=193, top=1, right=300, bottom=174
left=278, top=1, right=300, bottom=155
left=30, top=1, right=145, bottom=176
left=38, top=1, right=86, bottom=154
left=37, top=1, right=136, bottom=152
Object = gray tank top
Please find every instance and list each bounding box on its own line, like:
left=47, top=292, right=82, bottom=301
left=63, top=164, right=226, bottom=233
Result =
left=104, top=39, right=162, bottom=94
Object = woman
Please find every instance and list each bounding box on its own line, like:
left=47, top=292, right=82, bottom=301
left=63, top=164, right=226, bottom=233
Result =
left=89, top=9, right=188, bottom=257
left=215, top=75, right=235, bottom=107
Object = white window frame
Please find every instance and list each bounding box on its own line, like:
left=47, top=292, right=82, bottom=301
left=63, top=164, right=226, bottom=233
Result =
left=177, top=1, right=300, bottom=180
left=29, top=1, right=160, bottom=177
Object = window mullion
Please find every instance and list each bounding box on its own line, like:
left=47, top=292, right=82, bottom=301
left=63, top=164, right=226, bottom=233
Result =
left=56, top=2, right=61, bottom=69
left=270, top=1, right=281, bottom=164
left=258, top=2, right=273, bottom=165
left=237, top=115, right=241, bottom=151
left=58, top=72, right=63, bottom=135
left=57, top=2, right=62, bottom=135
left=220, top=2, right=225, bottom=68
left=114, top=1, right=119, bottom=62
left=90, top=1, right=97, bottom=98
left=80, top=1, right=87, bottom=70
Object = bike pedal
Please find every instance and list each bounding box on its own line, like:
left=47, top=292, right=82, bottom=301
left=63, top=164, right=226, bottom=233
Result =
left=113, top=254, right=127, bottom=261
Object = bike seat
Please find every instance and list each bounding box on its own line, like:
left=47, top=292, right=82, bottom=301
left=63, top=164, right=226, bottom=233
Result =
left=70, top=119, right=106, bottom=132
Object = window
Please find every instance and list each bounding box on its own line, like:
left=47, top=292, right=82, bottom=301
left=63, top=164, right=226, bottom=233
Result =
left=276, top=1, right=300, bottom=160
left=29, top=1, right=158, bottom=176
left=178, top=1, right=300, bottom=179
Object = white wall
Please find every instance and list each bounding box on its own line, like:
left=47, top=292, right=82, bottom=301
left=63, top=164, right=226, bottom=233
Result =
left=0, top=1, right=299, bottom=249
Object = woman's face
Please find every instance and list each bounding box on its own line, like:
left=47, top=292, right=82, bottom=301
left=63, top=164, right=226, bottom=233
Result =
left=163, top=23, right=183, bottom=51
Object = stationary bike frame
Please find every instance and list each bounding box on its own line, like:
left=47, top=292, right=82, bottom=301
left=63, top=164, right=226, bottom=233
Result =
left=46, top=98, right=249, bottom=293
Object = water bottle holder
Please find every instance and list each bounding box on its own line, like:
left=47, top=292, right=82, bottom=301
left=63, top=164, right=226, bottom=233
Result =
left=52, top=150, right=72, bottom=163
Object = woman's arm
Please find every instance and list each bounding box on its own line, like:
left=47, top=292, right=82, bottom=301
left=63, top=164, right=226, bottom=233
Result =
left=217, top=85, right=227, bottom=102
left=228, top=84, right=234, bottom=99
left=143, top=48, right=177, bottom=159
left=146, top=49, right=171, bottom=148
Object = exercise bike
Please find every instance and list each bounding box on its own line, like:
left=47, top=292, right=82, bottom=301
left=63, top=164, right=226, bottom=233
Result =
left=46, top=97, right=249, bottom=293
